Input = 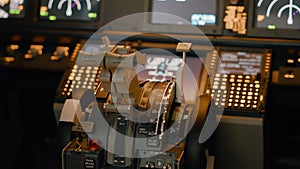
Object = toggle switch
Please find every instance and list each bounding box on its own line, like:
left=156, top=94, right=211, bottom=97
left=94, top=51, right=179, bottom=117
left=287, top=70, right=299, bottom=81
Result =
left=50, top=46, right=69, bottom=61
left=24, top=45, right=43, bottom=59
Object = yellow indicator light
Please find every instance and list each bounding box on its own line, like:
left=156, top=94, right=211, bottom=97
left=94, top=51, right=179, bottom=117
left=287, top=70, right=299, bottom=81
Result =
left=40, top=11, right=48, bottom=16
left=49, top=15, right=56, bottom=21
left=267, top=25, right=276, bottom=30
left=9, top=9, right=20, bottom=15
left=88, top=12, right=97, bottom=18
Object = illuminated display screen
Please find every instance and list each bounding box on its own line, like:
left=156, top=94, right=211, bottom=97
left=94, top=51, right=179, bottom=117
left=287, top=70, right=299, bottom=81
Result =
left=255, top=0, right=300, bottom=30
left=219, top=51, right=263, bottom=76
left=150, top=0, right=217, bottom=26
left=39, top=0, right=100, bottom=21
left=0, top=0, right=25, bottom=19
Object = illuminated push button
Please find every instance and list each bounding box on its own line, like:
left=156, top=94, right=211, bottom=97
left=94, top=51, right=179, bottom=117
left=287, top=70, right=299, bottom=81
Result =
left=247, top=96, right=253, bottom=100
left=220, top=86, right=226, bottom=90
left=85, top=70, right=91, bottom=74
left=230, top=91, right=234, bottom=94
left=230, top=95, right=234, bottom=98
left=230, top=75, right=235, bottom=78
left=241, top=99, right=246, bottom=104
left=236, top=91, right=240, bottom=95
left=217, top=90, right=222, bottom=93
left=237, top=83, right=242, bottom=86
left=213, top=85, right=219, bottom=89
left=215, top=73, right=221, bottom=77
left=237, top=87, right=241, bottom=91
left=228, top=103, right=232, bottom=107
left=255, top=84, right=260, bottom=88
left=75, top=76, right=81, bottom=81
left=230, top=78, right=235, bottom=82
left=214, top=77, right=220, bottom=81
left=68, top=76, right=74, bottom=80
left=238, top=75, right=243, bottom=79
left=216, top=98, right=220, bottom=102
left=234, top=103, right=239, bottom=107
left=213, top=81, right=219, bottom=85
left=240, top=104, right=244, bottom=108
left=242, top=95, right=246, bottom=99
left=248, top=92, right=253, bottom=95
left=235, top=95, right=240, bottom=99
left=249, top=84, right=254, bottom=88
left=287, top=59, right=294, bottom=64
left=229, top=99, right=233, bottom=102
left=253, top=101, right=258, bottom=104
left=253, top=105, right=257, bottom=109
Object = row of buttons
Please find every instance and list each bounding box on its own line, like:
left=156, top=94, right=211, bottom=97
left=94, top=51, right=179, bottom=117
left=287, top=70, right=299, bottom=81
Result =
left=211, top=73, right=262, bottom=110
left=1, top=43, right=81, bottom=63
left=61, top=65, right=101, bottom=96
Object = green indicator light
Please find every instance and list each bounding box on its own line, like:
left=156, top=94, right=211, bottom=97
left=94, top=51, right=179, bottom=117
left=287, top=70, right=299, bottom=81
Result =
left=40, top=11, right=48, bottom=16
left=49, top=15, right=57, bottom=21
left=88, top=12, right=97, bottom=18
left=9, top=10, right=20, bottom=15
left=267, top=25, right=276, bottom=30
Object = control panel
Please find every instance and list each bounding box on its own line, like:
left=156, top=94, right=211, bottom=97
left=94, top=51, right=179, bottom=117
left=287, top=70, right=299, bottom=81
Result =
left=206, top=47, right=272, bottom=113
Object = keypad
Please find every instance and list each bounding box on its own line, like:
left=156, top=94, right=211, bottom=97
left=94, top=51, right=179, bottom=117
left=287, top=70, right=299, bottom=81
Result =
left=211, top=73, right=261, bottom=110
left=61, top=64, right=101, bottom=96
